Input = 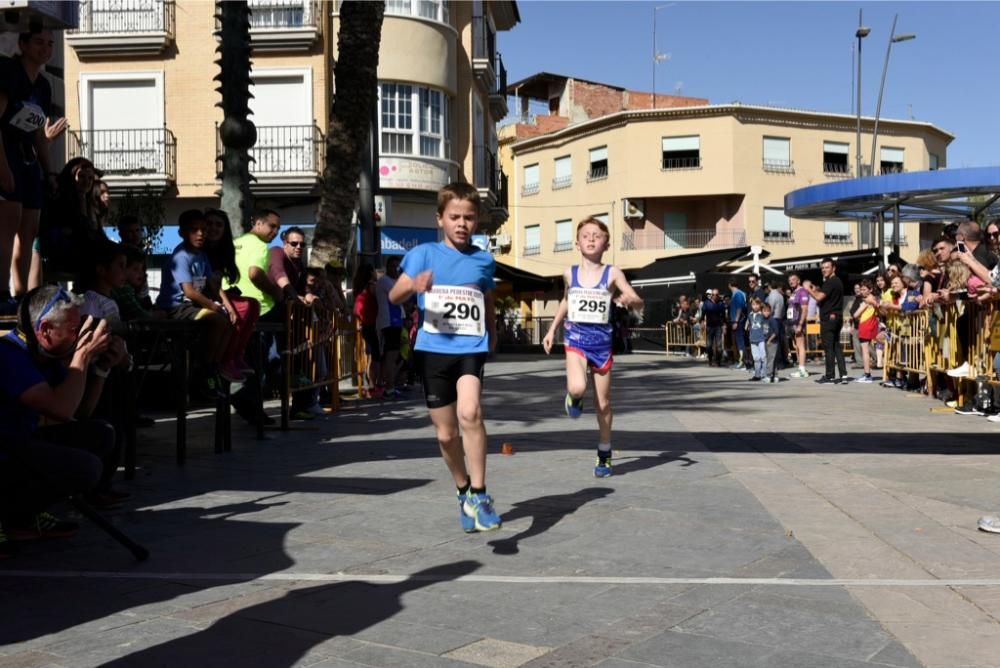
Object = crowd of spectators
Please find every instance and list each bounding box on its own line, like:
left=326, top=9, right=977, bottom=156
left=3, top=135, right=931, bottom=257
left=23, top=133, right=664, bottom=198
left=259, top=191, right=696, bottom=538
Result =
left=672, top=219, right=1000, bottom=407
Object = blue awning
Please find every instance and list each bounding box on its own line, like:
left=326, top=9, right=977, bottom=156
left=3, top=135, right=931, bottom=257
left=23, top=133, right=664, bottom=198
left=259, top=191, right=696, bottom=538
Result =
left=785, top=167, right=1000, bottom=222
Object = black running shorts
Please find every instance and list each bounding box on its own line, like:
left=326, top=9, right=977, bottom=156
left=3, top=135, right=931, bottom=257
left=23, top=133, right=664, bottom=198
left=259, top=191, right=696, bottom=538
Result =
left=416, top=351, right=487, bottom=409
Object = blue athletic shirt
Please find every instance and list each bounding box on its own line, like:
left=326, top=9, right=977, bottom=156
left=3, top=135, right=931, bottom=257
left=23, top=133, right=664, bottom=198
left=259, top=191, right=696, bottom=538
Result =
left=401, top=241, right=496, bottom=355
left=0, top=329, right=67, bottom=446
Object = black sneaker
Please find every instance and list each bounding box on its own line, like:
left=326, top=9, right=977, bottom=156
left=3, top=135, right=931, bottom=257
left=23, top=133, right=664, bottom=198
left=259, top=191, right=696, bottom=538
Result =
left=955, top=406, right=985, bottom=416
left=748, top=376, right=762, bottom=382
left=815, top=376, right=838, bottom=385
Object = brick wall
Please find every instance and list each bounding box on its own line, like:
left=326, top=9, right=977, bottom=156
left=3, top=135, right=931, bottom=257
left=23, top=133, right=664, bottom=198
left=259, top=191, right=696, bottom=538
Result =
left=624, top=91, right=709, bottom=111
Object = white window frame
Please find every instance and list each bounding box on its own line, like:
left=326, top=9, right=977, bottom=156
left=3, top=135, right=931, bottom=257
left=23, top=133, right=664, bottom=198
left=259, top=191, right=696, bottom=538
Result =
left=523, top=163, right=540, bottom=195
left=554, top=219, right=573, bottom=251
left=588, top=146, right=608, bottom=180
left=883, top=221, right=908, bottom=244
left=79, top=70, right=165, bottom=131
left=880, top=146, right=905, bottom=173
left=524, top=224, right=541, bottom=255
left=763, top=207, right=792, bottom=241
left=762, top=136, right=792, bottom=171
left=823, top=221, right=852, bottom=244
left=822, top=141, right=850, bottom=174
left=553, top=155, right=572, bottom=189
left=378, top=82, right=451, bottom=160
left=661, top=135, right=701, bottom=169
left=384, top=0, right=449, bottom=24
left=251, top=66, right=314, bottom=124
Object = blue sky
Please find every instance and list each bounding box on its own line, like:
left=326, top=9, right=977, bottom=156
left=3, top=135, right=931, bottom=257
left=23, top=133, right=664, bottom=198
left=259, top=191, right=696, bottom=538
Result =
left=499, top=1, right=999, bottom=168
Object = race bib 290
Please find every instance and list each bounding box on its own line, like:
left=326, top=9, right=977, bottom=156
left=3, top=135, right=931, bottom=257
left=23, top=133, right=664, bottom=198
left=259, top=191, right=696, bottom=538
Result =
left=423, top=285, right=485, bottom=336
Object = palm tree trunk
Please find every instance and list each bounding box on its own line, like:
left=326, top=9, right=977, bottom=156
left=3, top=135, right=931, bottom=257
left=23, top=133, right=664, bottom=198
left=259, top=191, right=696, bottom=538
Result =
left=312, top=0, right=385, bottom=269
left=215, top=0, right=256, bottom=237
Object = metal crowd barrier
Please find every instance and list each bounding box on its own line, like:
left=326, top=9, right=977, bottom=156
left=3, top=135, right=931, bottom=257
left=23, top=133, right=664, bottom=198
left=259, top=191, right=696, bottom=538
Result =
left=665, top=321, right=700, bottom=354
left=283, top=301, right=347, bottom=414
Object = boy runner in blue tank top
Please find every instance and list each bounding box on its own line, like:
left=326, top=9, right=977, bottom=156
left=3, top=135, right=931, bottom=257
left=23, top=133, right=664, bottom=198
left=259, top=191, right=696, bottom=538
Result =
left=543, top=218, right=644, bottom=477
left=390, top=183, right=501, bottom=532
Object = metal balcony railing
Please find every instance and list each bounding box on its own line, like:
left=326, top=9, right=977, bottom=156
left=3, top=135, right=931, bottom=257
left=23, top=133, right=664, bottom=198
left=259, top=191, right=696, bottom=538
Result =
left=497, top=169, right=508, bottom=211
left=522, top=182, right=540, bottom=196
left=474, top=144, right=501, bottom=197
left=587, top=164, right=608, bottom=181
left=552, top=175, right=572, bottom=190
left=621, top=229, right=746, bottom=251
left=216, top=124, right=324, bottom=175
left=824, top=233, right=853, bottom=245
left=69, top=128, right=176, bottom=180
left=762, top=158, right=794, bottom=173
left=762, top=230, right=794, bottom=243
left=494, top=52, right=507, bottom=97
left=248, top=0, right=319, bottom=29
left=553, top=241, right=574, bottom=253
left=72, top=0, right=173, bottom=34
left=661, top=156, right=701, bottom=170
left=524, top=244, right=540, bottom=257
left=472, top=15, right=496, bottom=62
left=823, top=162, right=851, bottom=175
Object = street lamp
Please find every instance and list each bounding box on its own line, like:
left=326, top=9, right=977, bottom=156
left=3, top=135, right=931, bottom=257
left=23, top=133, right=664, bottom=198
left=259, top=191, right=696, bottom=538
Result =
left=854, top=10, right=870, bottom=178
left=652, top=4, right=673, bottom=109
left=869, top=14, right=915, bottom=256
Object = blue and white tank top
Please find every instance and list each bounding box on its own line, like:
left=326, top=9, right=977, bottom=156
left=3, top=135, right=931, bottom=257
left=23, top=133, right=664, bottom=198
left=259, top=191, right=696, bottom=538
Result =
left=565, top=264, right=614, bottom=348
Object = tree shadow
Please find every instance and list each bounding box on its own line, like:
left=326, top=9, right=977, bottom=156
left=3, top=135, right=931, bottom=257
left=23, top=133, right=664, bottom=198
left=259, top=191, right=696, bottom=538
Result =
left=100, top=560, right=482, bottom=667
left=489, top=487, right=614, bottom=555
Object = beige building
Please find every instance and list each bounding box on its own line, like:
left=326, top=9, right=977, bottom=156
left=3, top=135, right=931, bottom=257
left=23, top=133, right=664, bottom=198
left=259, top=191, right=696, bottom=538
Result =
left=61, top=0, right=517, bottom=252
left=494, top=73, right=952, bottom=278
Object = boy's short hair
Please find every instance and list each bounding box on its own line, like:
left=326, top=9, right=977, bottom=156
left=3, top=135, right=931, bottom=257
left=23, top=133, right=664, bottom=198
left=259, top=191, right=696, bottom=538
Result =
left=123, top=245, right=146, bottom=266
left=437, top=182, right=481, bottom=215
left=178, top=209, right=206, bottom=235
left=750, top=297, right=763, bottom=307
left=253, top=208, right=280, bottom=223
left=761, top=302, right=772, bottom=312
left=576, top=217, right=609, bottom=237
left=859, top=278, right=874, bottom=290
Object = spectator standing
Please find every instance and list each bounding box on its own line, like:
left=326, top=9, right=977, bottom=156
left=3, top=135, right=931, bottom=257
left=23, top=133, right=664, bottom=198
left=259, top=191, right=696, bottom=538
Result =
left=352, top=263, right=381, bottom=398
left=853, top=279, right=879, bottom=383
left=786, top=273, right=810, bottom=378
left=746, top=298, right=766, bottom=381
left=805, top=258, right=848, bottom=384
left=701, top=288, right=726, bottom=366
left=765, top=280, right=786, bottom=368
left=376, top=256, right=405, bottom=398
left=727, top=279, right=747, bottom=369
left=761, top=302, right=780, bottom=382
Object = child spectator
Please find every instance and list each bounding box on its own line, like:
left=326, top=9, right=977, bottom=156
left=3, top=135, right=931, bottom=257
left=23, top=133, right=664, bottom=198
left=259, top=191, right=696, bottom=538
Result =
left=853, top=279, right=879, bottom=383
left=155, top=209, right=236, bottom=390
left=112, top=246, right=157, bottom=321
left=761, top=302, right=780, bottom=382
left=747, top=297, right=766, bottom=381
left=352, top=263, right=381, bottom=398
left=80, top=240, right=126, bottom=324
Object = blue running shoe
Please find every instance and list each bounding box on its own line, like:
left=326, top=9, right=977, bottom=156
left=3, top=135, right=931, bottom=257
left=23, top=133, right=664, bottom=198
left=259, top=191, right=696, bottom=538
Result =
left=462, top=492, right=501, bottom=531
left=564, top=393, right=583, bottom=418
left=457, top=491, right=475, bottom=533
left=594, top=456, right=613, bottom=478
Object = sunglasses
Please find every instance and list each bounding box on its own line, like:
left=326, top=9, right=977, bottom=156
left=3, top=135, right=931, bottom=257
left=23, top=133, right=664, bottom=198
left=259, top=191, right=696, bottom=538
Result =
left=34, top=287, right=72, bottom=330
left=287, top=241, right=304, bottom=248
left=988, top=231, right=1000, bottom=238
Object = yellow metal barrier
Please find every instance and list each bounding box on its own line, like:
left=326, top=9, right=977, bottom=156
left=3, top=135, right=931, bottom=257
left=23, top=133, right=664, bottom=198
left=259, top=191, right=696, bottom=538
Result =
left=284, top=301, right=345, bottom=412
left=883, top=309, right=932, bottom=391
left=665, top=321, right=699, bottom=354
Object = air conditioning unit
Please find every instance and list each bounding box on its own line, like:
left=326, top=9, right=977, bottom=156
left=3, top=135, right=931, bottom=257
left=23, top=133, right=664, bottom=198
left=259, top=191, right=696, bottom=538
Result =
left=623, top=198, right=645, bottom=219
left=496, top=233, right=511, bottom=247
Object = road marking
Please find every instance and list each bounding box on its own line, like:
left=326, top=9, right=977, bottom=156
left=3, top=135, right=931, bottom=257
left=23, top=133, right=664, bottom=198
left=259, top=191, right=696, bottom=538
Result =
left=2, top=570, right=1000, bottom=587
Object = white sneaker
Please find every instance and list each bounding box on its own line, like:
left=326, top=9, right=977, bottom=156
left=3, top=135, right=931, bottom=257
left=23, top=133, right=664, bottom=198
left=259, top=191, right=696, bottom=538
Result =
left=978, top=515, right=1000, bottom=533
left=988, top=414, right=1000, bottom=423
left=947, top=362, right=970, bottom=378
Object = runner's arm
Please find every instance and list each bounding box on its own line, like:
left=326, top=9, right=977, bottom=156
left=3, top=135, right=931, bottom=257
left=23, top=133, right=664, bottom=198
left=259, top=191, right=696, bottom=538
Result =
left=485, top=288, right=497, bottom=354
left=611, top=267, right=643, bottom=310
left=389, top=270, right=432, bottom=304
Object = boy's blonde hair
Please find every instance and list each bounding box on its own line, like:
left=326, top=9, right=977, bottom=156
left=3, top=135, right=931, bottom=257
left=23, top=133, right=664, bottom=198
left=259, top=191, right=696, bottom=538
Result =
left=437, top=182, right=481, bottom=216
left=576, top=217, right=609, bottom=237
left=761, top=302, right=772, bottom=312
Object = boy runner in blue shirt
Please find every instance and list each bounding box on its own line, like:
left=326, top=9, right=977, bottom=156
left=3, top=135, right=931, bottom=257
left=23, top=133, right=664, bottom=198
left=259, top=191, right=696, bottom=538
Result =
left=542, top=217, right=644, bottom=478
left=390, top=183, right=500, bottom=532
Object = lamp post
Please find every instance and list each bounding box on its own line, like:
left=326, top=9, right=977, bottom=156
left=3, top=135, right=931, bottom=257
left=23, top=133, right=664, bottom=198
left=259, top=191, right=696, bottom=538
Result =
left=870, top=14, right=915, bottom=257
left=854, top=10, right=869, bottom=248
left=652, top=4, right=673, bottom=109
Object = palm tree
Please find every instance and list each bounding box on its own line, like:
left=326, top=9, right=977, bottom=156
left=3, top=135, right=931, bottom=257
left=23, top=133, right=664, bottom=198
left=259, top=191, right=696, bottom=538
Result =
left=215, top=0, right=255, bottom=237
left=312, top=0, right=385, bottom=269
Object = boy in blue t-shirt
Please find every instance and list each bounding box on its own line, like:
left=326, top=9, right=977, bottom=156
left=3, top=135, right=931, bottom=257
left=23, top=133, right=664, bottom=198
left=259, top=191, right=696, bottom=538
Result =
left=390, top=183, right=500, bottom=533
left=761, top=302, right=781, bottom=383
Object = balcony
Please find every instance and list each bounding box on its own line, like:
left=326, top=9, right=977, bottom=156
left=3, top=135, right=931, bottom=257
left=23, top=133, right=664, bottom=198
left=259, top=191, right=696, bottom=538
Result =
left=247, top=0, right=320, bottom=52
left=67, top=0, right=174, bottom=56
left=553, top=241, right=573, bottom=253
left=661, top=156, right=701, bottom=170
left=823, top=162, right=852, bottom=178
left=69, top=128, right=176, bottom=193
left=524, top=245, right=541, bottom=257
left=217, top=124, right=324, bottom=196
left=621, top=229, right=746, bottom=251
left=762, top=158, right=794, bottom=174
left=763, top=230, right=795, bottom=243
left=471, top=15, right=496, bottom=90
left=587, top=164, right=608, bottom=182
left=489, top=53, right=508, bottom=119
left=824, top=233, right=853, bottom=245
left=522, top=182, right=539, bottom=197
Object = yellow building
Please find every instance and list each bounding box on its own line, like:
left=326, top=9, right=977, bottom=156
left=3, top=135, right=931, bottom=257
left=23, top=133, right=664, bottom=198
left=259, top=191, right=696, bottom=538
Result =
left=493, top=73, right=952, bottom=278
left=62, top=0, right=517, bottom=250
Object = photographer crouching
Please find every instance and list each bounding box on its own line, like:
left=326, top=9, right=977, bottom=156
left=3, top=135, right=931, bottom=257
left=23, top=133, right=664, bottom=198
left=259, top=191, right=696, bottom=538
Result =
left=0, top=285, right=128, bottom=558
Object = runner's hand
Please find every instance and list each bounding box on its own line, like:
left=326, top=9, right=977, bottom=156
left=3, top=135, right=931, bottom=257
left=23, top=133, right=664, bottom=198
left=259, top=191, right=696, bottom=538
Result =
left=542, top=331, right=554, bottom=354
left=412, top=270, right=434, bottom=294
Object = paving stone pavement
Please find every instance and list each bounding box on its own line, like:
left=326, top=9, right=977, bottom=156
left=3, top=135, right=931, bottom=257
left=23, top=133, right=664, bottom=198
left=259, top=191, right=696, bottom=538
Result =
left=2, top=355, right=1000, bottom=667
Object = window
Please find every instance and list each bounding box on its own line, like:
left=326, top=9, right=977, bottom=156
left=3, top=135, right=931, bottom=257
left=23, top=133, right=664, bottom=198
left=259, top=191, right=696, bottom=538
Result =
left=762, top=137, right=792, bottom=171
left=593, top=213, right=609, bottom=226
left=523, top=163, right=539, bottom=196
left=823, top=141, right=849, bottom=174
left=930, top=153, right=940, bottom=171
left=378, top=83, right=451, bottom=159
left=524, top=225, right=540, bottom=256
left=661, top=136, right=700, bottom=169
left=883, top=221, right=907, bottom=244
left=588, top=146, right=608, bottom=180
left=554, top=219, right=573, bottom=252
left=880, top=147, right=904, bottom=174
left=763, top=207, right=792, bottom=241
left=553, top=155, right=572, bottom=189
left=664, top=212, right=689, bottom=249
left=824, top=221, right=852, bottom=244
left=384, top=0, right=449, bottom=24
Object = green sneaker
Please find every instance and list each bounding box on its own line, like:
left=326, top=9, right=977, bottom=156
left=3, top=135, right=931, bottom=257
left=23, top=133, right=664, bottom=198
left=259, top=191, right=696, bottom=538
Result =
left=10, top=512, right=79, bottom=541
left=565, top=393, right=583, bottom=418
left=594, top=455, right=613, bottom=478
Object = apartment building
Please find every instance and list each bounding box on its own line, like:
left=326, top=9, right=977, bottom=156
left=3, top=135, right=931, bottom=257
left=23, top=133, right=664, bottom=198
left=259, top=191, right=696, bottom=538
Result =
left=61, top=0, right=517, bottom=254
left=493, top=73, right=952, bottom=277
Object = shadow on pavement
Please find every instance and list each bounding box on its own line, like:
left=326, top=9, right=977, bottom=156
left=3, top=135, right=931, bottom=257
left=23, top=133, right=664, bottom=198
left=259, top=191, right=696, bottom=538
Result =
left=489, top=487, right=614, bottom=555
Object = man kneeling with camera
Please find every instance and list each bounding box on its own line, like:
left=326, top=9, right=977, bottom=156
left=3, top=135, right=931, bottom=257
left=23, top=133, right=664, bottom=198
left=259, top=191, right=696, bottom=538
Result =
left=0, top=285, right=128, bottom=558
